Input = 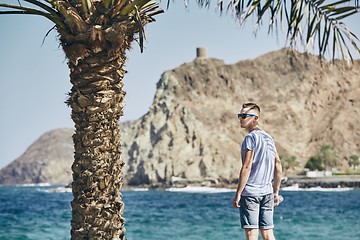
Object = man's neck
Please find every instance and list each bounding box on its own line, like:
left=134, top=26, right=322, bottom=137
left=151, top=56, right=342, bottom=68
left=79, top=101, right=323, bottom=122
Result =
left=247, top=125, right=261, bottom=133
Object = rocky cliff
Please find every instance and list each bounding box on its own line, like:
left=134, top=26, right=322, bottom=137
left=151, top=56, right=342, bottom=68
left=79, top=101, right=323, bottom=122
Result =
left=122, top=49, right=360, bottom=186
left=1, top=49, right=359, bottom=186
left=0, top=128, right=74, bottom=185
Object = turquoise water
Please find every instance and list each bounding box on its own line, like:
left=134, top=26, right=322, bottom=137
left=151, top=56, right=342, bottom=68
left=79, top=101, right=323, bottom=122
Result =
left=0, top=186, right=359, bottom=240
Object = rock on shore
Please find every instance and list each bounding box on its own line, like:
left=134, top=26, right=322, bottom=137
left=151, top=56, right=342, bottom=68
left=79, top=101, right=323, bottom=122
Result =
left=283, top=175, right=360, bottom=189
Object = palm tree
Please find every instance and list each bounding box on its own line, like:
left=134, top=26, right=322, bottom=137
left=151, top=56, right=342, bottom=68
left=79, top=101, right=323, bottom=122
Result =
left=194, top=0, right=360, bottom=61
left=319, top=144, right=338, bottom=170
left=348, top=154, right=360, bottom=170
left=0, top=0, right=359, bottom=239
left=1, top=0, right=163, bottom=239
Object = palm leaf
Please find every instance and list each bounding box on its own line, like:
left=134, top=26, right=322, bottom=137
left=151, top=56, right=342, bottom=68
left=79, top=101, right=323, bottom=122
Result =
left=327, top=6, right=357, bottom=17
left=332, top=27, right=337, bottom=60
left=120, top=0, right=150, bottom=15
left=335, top=27, right=347, bottom=60
left=134, top=5, right=145, bottom=52
left=81, top=0, right=93, bottom=17
left=111, top=0, right=128, bottom=18
left=291, top=0, right=304, bottom=42
left=306, top=12, right=318, bottom=45
left=335, top=9, right=358, bottom=20
left=0, top=2, right=63, bottom=27
left=320, top=19, right=331, bottom=54
left=339, top=23, right=360, bottom=53
left=24, top=0, right=58, bottom=16
left=191, top=0, right=360, bottom=62
left=322, top=0, right=352, bottom=7
left=256, top=0, right=272, bottom=24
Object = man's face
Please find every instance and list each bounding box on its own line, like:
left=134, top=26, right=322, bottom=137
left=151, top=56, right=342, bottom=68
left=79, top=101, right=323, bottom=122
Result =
left=238, top=108, right=258, bottom=128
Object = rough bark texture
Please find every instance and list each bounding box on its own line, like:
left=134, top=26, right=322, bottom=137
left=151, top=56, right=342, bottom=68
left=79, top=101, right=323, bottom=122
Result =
left=62, top=22, right=131, bottom=240
left=52, top=0, right=160, bottom=237
left=1, top=0, right=160, bottom=238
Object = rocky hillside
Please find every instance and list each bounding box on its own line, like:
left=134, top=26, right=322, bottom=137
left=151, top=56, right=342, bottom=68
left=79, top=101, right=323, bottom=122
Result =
left=122, top=49, right=360, bottom=185
left=1, top=49, right=359, bottom=186
left=0, top=128, right=74, bottom=185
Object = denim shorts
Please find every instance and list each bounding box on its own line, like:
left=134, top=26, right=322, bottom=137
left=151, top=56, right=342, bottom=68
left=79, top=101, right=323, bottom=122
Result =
left=239, top=193, right=274, bottom=229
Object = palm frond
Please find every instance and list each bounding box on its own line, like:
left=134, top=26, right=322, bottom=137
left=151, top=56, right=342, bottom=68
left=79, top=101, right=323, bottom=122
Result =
left=192, top=0, right=360, bottom=62
left=304, top=0, right=359, bottom=61
left=120, top=0, right=150, bottom=15
left=134, top=5, right=146, bottom=52
left=24, top=0, right=57, bottom=16
left=0, top=2, right=64, bottom=28
left=80, top=0, right=93, bottom=18
left=134, top=0, right=163, bottom=52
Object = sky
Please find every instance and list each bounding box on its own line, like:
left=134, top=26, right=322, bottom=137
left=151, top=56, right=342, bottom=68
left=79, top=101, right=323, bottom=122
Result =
left=0, top=1, right=359, bottom=169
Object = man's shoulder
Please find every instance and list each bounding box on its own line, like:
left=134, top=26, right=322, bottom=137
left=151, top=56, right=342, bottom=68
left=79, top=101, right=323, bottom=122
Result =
left=248, top=130, right=269, bottom=137
left=245, top=130, right=275, bottom=142
left=252, top=130, right=275, bottom=143
left=258, top=130, right=273, bottom=138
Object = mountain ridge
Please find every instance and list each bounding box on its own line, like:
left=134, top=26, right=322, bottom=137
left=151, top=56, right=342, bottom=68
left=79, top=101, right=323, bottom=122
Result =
left=1, top=48, right=359, bottom=185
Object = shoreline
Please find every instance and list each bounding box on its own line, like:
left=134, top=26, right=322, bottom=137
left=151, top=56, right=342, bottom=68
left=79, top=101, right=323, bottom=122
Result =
left=125, top=175, right=360, bottom=191
left=282, top=175, right=360, bottom=189
left=2, top=175, right=360, bottom=191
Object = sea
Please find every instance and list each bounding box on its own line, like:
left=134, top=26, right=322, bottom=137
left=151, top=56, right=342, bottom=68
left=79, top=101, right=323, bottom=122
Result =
left=0, top=185, right=359, bottom=240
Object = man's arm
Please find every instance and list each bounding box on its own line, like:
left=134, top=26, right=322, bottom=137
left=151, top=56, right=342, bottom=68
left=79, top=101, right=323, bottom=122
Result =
left=273, top=152, right=282, bottom=207
left=232, top=149, right=253, bottom=208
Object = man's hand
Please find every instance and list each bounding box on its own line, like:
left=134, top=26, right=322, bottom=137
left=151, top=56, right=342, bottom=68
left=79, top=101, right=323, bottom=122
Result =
left=274, top=193, right=283, bottom=208
left=232, top=150, right=253, bottom=209
left=232, top=195, right=241, bottom=208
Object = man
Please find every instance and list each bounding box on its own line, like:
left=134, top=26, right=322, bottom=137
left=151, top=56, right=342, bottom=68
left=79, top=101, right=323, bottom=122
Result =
left=232, top=102, right=282, bottom=240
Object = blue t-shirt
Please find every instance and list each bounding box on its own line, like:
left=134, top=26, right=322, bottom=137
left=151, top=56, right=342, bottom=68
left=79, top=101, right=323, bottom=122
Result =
left=241, top=130, right=276, bottom=196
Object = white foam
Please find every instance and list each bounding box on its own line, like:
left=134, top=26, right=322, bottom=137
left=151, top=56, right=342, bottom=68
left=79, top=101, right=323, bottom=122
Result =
left=281, top=184, right=301, bottom=191
left=281, top=184, right=354, bottom=192
left=131, top=188, right=149, bottom=192
left=303, top=186, right=354, bottom=192
left=17, top=183, right=51, bottom=187
left=166, top=186, right=235, bottom=193
left=43, top=187, right=72, bottom=193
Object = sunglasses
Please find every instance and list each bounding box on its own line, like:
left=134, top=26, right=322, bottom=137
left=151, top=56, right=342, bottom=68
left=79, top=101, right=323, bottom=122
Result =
left=237, top=113, right=257, bottom=119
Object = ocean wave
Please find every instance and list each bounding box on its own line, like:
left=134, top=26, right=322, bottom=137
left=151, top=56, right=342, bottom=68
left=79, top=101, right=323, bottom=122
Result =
left=42, top=187, right=72, bottom=193
left=130, top=188, right=149, bottom=192
left=282, top=184, right=354, bottom=192
left=17, top=183, right=51, bottom=187
left=166, top=186, right=236, bottom=193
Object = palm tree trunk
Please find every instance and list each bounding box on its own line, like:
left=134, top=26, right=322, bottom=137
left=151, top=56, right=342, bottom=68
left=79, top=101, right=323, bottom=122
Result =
left=64, top=28, right=130, bottom=239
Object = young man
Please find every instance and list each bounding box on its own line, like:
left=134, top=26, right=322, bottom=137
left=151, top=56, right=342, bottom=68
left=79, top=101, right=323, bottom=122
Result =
left=232, top=103, right=282, bottom=240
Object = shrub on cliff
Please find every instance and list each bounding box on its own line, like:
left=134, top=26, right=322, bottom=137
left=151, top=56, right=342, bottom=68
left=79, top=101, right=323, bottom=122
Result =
left=305, top=156, right=324, bottom=171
